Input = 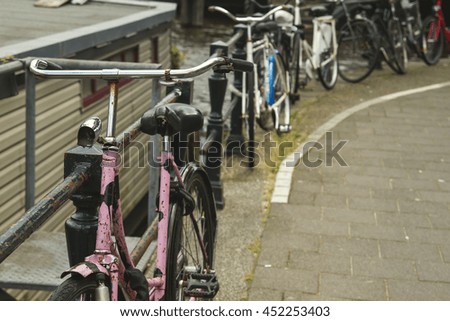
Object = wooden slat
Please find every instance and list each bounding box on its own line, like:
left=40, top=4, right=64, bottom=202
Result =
left=0, top=158, right=25, bottom=189
left=0, top=143, right=23, bottom=168
left=0, top=91, right=25, bottom=117
left=0, top=106, right=24, bottom=136
left=36, top=82, right=79, bottom=116
left=36, top=96, right=79, bottom=131
left=0, top=123, right=25, bottom=153
left=0, top=192, right=25, bottom=229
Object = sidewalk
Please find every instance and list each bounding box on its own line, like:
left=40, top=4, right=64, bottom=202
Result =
left=248, top=83, right=450, bottom=300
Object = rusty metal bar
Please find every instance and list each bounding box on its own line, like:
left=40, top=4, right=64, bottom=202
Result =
left=223, top=95, right=239, bottom=122
left=116, top=89, right=181, bottom=150
left=209, top=30, right=244, bottom=59
left=23, top=57, right=161, bottom=71
left=226, top=29, right=245, bottom=47
left=130, top=218, right=158, bottom=266
left=0, top=164, right=91, bottom=264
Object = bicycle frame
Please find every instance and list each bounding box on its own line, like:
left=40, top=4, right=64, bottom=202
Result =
left=210, top=5, right=291, bottom=131
left=287, top=0, right=337, bottom=82
left=312, top=16, right=338, bottom=71
left=63, top=90, right=189, bottom=301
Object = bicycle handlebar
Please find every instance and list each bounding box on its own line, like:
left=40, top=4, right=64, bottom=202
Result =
left=208, top=5, right=290, bottom=23
left=30, top=56, right=253, bottom=80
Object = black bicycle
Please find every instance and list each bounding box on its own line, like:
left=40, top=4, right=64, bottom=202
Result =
left=335, top=0, right=381, bottom=83
left=371, top=0, right=408, bottom=74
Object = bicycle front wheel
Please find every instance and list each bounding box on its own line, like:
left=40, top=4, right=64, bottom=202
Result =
left=49, top=274, right=103, bottom=301
left=388, top=19, right=407, bottom=74
left=421, top=15, right=444, bottom=65
left=317, top=25, right=338, bottom=90
left=289, top=32, right=301, bottom=102
left=165, top=165, right=217, bottom=300
left=337, top=20, right=380, bottom=83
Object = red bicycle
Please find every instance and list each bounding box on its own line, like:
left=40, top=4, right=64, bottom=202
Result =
left=421, top=0, right=450, bottom=65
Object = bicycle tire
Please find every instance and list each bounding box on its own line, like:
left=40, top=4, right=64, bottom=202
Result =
left=388, top=19, right=407, bottom=74
left=165, top=164, right=217, bottom=300
left=245, top=71, right=257, bottom=167
left=317, top=24, right=338, bottom=90
left=421, top=15, right=445, bottom=66
left=49, top=274, right=102, bottom=301
left=372, top=13, right=402, bottom=74
left=289, top=32, right=301, bottom=102
left=272, top=53, right=291, bottom=134
left=337, top=19, right=380, bottom=83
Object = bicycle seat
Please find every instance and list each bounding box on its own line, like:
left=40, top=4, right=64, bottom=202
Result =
left=254, top=21, right=279, bottom=34
left=310, top=6, right=330, bottom=17
left=140, top=103, right=203, bottom=136
left=274, top=10, right=294, bottom=27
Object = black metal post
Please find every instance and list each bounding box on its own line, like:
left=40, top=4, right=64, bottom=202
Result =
left=64, top=145, right=103, bottom=266
left=203, top=41, right=229, bottom=209
left=226, top=24, right=247, bottom=156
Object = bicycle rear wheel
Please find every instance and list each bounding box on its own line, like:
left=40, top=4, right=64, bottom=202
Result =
left=337, top=19, right=380, bottom=83
left=165, top=164, right=217, bottom=300
left=421, top=15, right=444, bottom=65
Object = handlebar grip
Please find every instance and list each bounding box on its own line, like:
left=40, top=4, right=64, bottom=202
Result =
left=229, top=58, right=254, bottom=72
left=35, top=59, right=63, bottom=70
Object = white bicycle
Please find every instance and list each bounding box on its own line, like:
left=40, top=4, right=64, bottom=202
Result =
left=285, top=0, right=339, bottom=90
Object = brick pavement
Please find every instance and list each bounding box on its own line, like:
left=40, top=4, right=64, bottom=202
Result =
left=248, top=85, right=450, bottom=300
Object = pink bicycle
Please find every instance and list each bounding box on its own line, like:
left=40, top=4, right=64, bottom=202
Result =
left=421, top=0, right=450, bottom=65
left=30, top=56, right=252, bottom=301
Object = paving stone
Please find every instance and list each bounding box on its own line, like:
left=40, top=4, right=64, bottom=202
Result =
left=248, top=288, right=284, bottom=301
left=320, top=236, right=379, bottom=257
left=387, top=280, right=450, bottom=300
left=350, top=223, right=407, bottom=241
left=321, top=183, right=371, bottom=198
left=322, top=207, right=375, bottom=225
left=416, top=261, right=450, bottom=283
left=251, top=266, right=318, bottom=294
left=378, top=240, right=442, bottom=262
left=352, top=256, right=417, bottom=280
left=288, top=250, right=351, bottom=275
left=260, top=230, right=321, bottom=253
left=405, top=227, right=450, bottom=245
left=375, top=212, right=432, bottom=229
left=320, top=273, right=387, bottom=300
left=348, top=197, right=398, bottom=213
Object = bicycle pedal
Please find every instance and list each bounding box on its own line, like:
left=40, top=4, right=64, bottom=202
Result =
left=184, top=273, right=219, bottom=299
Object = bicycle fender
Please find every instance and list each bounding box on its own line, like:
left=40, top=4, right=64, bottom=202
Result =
left=61, top=261, right=109, bottom=279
